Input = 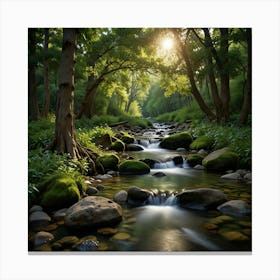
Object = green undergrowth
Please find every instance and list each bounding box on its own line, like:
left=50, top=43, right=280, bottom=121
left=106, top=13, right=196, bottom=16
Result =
left=191, top=121, right=251, bottom=169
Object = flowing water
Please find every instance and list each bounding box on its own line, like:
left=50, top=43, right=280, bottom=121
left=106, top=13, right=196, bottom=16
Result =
left=30, top=122, right=252, bottom=252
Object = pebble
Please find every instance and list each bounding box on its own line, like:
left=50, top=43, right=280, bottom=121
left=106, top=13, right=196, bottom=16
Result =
left=29, top=205, right=43, bottom=214
left=209, top=215, right=234, bottom=225
left=220, top=231, right=249, bottom=241
left=112, top=232, right=131, bottom=240
left=34, top=231, right=54, bottom=247
left=97, top=227, right=118, bottom=235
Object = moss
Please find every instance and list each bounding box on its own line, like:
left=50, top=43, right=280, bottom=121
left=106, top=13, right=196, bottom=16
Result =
left=119, top=160, right=150, bottom=175
left=120, top=132, right=135, bottom=144
left=39, top=175, right=81, bottom=210
left=159, top=131, right=193, bottom=150
left=111, top=138, right=125, bottom=152
left=202, top=147, right=239, bottom=172
left=187, top=154, right=204, bottom=167
left=190, top=135, right=213, bottom=150
left=97, top=154, right=120, bottom=171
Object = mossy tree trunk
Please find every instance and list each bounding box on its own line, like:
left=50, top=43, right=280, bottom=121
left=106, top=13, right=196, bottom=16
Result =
left=48, top=28, right=97, bottom=173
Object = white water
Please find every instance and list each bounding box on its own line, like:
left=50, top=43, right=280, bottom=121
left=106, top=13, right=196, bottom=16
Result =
left=148, top=193, right=177, bottom=206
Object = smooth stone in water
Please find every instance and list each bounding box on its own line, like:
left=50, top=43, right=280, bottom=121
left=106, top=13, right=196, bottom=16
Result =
left=29, top=211, right=51, bottom=227
left=112, top=232, right=131, bottom=240
left=34, top=231, right=54, bottom=247
left=217, top=200, right=251, bottom=216
left=204, top=223, right=218, bottom=230
left=209, top=215, right=234, bottom=225
left=176, top=148, right=186, bottom=152
left=29, top=205, right=43, bottom=214
left=126, top=144, right=144, bottom=151
left=221, top=172, right=242, bottom=180
left=53, top=208, right=68, bottom=221
left=193, top=164, right=206, bottom=170
left=95, top=174, right=112, bottom=180
left=86, top=186, right=98, bottom=195
left=114, top=190, right=128, bottom=203
left=153, top=172, right=166, bottom=177
left=244, top=172, right=252, bottom=180
left=220, top=231, right=249, bottom=241
left=127, top=186, right=152, bottom=206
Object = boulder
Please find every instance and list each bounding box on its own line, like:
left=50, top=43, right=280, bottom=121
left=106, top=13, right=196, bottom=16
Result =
left=64, top=196, right=123, bottom=228
left=175, top=188, right=227, bottom=210
left=95, top=133, right=112, bottom=150
left=126, top=144, right=144, bottom=151
left=29, top=205, right=43, bottom=214
left=202, top=147, right=239, bottom=172
left=139, top=158, right=159, bottom=168
left=29, top=211, right=51, bottom=227
left=193, top=164, right=206, bottom=170
left=97, top=154, right=120, bottom=171
left=244, top=172, right=252, bottom=181
left=221, top=172, right=242, bottom=180
left=86, top=186, right=98, bottom=195
left=217, top=200, right=251, bottom=216
left=176, top=148, right=187, bottom=152
left=53, top=208, right=68, bottom=221
left=38, top=175, right=81, bottom=210
left=153, top=172, right=167, bottom=177
left=190, top=135, right=213, bottom=150
left=95, top=174, right=112, bottom=180
left=187, top=154, right=204, bottom=167
left=120, top=133, right=135, bottom=144
left=119, top=160, right=150, bottom=175
left=159, top=132, right=193, bottom=150
left=127, top=186, right=152, bottom=206
left=114, top=190, right=128, bottom=203
left=111, top=139, right=125, bottom=152
left=172, top=155, right=184, bottom=165
left=34, top=231, right=54, bottom=247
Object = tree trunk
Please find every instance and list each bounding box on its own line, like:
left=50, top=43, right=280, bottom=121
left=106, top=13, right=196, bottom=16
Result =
left=239, top=29, right=252, bottom=126
left=220, top=28, right=231, bottom=121
left=172, top=29, right=215, bottom=121
left=28, top=28, right=40, bottom=120
left=43, top=28, right=50, bottom=118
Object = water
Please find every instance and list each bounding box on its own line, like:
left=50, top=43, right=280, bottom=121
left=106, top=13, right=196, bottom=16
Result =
left=30, top=122, right=252, bottom=252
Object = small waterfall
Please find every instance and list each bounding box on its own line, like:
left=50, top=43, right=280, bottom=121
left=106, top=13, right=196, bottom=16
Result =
left=181, top=227, right=220, bottom=250
left=148, top=193, right=177, bottom=206
left=153, top=160, right=175, bottom=169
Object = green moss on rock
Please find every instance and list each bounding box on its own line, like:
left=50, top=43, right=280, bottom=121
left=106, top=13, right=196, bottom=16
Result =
left=187, top=154, right=204, bottom=167
left=111, top=139, right=125, bottom=152
left=119, top=160, right=150, bottom=175
left=159, top=132, right=193, bottom=150
left=202, top=147, right=239, bottom=172
left=39, top=175, right=81, bottom=210
left=120, top=132, right=135, bottom=144
left=190, top=135, right=213, bottom=150
left=97, top=154, right=120, bottom=171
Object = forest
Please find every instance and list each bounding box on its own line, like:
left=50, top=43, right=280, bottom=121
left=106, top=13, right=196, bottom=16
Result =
left=28, top=28, right=252, bottom=252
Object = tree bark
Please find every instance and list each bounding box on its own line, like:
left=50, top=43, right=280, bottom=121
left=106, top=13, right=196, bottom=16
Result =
left=239, top=29, right=252, bottom=126
left=28, top=28, right=40, bottom=120
left=171, top=29, right=215, bottom=121
left=43, top=28, right=50, bottom=118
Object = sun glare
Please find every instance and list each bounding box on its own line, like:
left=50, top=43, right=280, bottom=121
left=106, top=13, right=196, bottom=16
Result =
left=162, top=37, right=174, bottom=51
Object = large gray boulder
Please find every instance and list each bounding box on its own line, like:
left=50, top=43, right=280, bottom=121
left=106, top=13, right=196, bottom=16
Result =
left=175, top=188, right=227, bottom=210
left=64, top=196, right=123, bottom=228
left=127, top=186, right=152, bottom=206
left=217, top=200, right=251, bottom=216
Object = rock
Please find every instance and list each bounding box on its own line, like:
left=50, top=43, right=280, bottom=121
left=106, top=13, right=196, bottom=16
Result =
left=39, top=224, right=58, bottom=232
left=52, top=236, right=79, bottom=250
left=220, top=231, right=249, bottom=241
left=175, top=188, right=227, bottom=210
left=204, top=223, right=218, bottom=230
left=193, top=164, right=206, bottom=170
left=38, top=175, right=81, bottom=210
left=244, top=172, right=252, bottom=180
left=29, top=211, right=51, bottom=227
left=217, top=200, right=251, bottom=216
left=112, top=232, right=131, bottom=240
left=64, top=196, right=123, bottom=228
left=96, top=174, right=112, bottom=180
left=172, top=155, right=184, bottom=165
left=198, top=149, right=208, bottom=155
left=97, top=227, right=118, bottom=235
left=29, top=205, right=43, bottom=214
left=107, top=170, right=118, bottom=176
left=159, top=131, right=193, bottom=150
left=190, top=135, right=213, bottom=150
left=202, top=147, right=239, bottom=172
left=111, top=139, right=125, bottom=152
left=126, top=144, right=144, bottom=151
left=139, top=158, right=159, bottom=168
left=114, top=190, right=128, bottom=203
left=97, top=154, right=120, bottom=171
left=86, top=186, right=98, bottom=195
left=95, top=133, right=112, bottom=150
left=53, top=208, right=68, bottom=221
left=153, top=172, right=166, bottom=177
left=209, top=215, right=234, bottom=225
left=120, top=133, right=135, bottom=144
left=96, top=185, right=105, bottom=191
left=221, top=172, right=242, bottom=180
left=119, top=160, right=150, bottom=175
left=236, top=169, right=248, bottom=176
left=34, top=231, right=54, bottom=247
left=120, top=153, right=130, bottom=159
left=176, top=148, right=187, bottom=152
left=187, top=154, right=204, bottom=167
left=127, top=186, right=152, bottom=205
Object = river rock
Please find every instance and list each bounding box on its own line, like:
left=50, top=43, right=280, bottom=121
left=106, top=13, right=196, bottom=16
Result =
left=153, top=172, right=167, bottom=177
left=173, top=155, right=184, bottom=165
left=244, top=172, right=252, bottom=180
left=221, top=172, right=242, bottom=180
left=114, top=190, right=128, bottom=203
left=202, top=147, right=239, bottom=172
left=187, top=154, right=204, bottom=167
left=217, top=200, right=251, bottom=216
left=34, top=231, right=54, bottom=247
left=64, top=196, right=123, bottom=228
left=127, top=186, right=152, bottom=206
left=159, top=131, right=193, bottom=150
left=119, top=160, right=150, bottom=175
left=198, top=149, right=208, bottom=155
left=52, top=236, right=80, bottom=250
left=220, top=231, right=249, bottom=241
left=97, top=154, right=120, bottom=171
left=139, top=158, right=159, bottom=168
left=95, top=174, right=113, bottom=180
left=53, top=208, right=68, bottom=221
left=176, top=148, right=187, bottom=152
left=126, top=144, right=144, bottom=151
left=193, top=164, right=206, bottom=170
left=29, top=211, right=51, bottom=227
left=190, top=135, right=213, bottom=150
left=96, top=184, right=105, bottom=191
left=29, top=205, right=43, bottom=214
left=175, top=188, right=227, bottom=210
left=86, top=186, right=98, bottom=195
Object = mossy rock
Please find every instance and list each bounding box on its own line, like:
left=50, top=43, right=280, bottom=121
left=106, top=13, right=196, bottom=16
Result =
left=159, top=131, right=192, bottom=150
left=111, top=138, right=125, bottom=152
left=190, top=135, right=213, bottom=150
left=97, top=154, right=120, bottom=171
left=187, top=154, right=204, bottom=167
left=202, top=147, right=239, bottom=172
left=120, top=133, right=135, bottom=144
left=119, top=160, right=150, bottom=175
left=39, top=175, right=81, bottom=210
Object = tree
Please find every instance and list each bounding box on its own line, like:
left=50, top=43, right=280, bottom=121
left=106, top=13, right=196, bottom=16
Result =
left=42, top=28, right=50, bottom=117
left=48, top=28, right=97, bottom=173
left=28, top=28, right=40, bottom=120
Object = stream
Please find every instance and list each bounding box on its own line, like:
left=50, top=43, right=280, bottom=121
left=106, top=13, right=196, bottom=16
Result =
left=30, top=122, right=252, bottom=252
